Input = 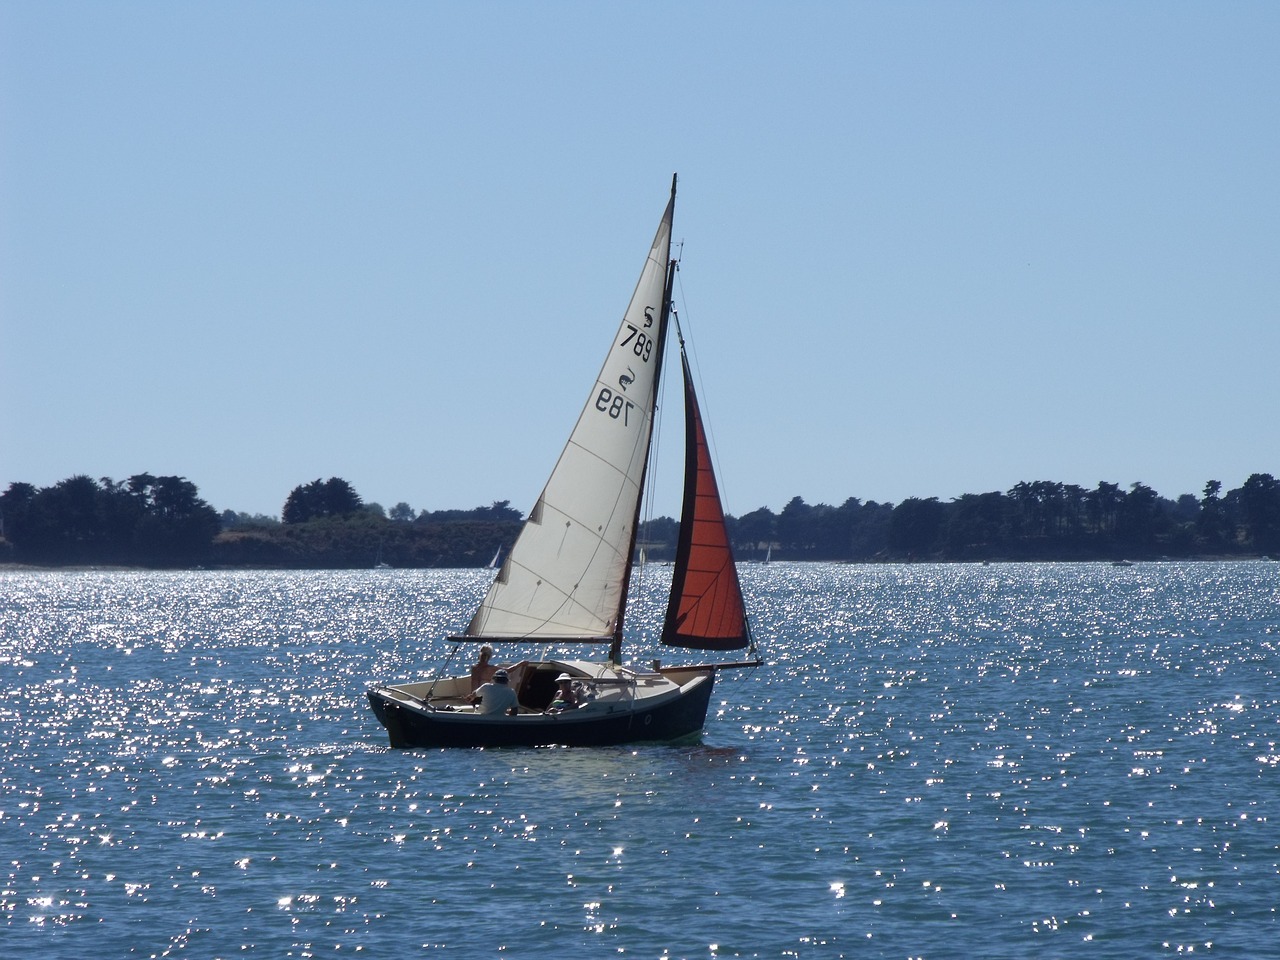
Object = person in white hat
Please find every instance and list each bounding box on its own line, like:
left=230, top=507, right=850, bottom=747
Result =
left=546, top=673, right=579, bottom=713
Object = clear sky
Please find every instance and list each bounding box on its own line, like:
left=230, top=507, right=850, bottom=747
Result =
left=3, top=1, right=1277, bottom=520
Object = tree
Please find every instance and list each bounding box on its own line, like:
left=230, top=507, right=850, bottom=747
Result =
left=127, top=473, right=158, bottom=504
left=946, top=491, right=1008, bottom=557
left=416, top=501, right=526, bottom=525
left=34, top=475, right=106, bottom=563
left=807, top=503, right=851, bottom=558
left=889, top=497, right=945, bottom=558
left=848, top=499, right=893, bottom=559
left=389, top=502, right=416, bottom=522
left=1197, top=480, right=1231, bottom=551
left=1006, top=480, right=1070, bottom=541
left=1172, top=494, right=1200, bottom=523
left=777, top=496, right=813, bottom=554
left=221, top=510, right=279, bottom=529
left=322, top=478, right=363, bottom=516
left=1115, top=482, right=1163, bottom=553
left=731, top=507, right=776, bottom=559
left=637, top=515, right=678, bottom=560
left=1085, top=481, right=1124, bottom=538
left=1, top=473, right=219, bottom=565
left=283, top=482, right=319, bottom=523
left=1237, top=473, right=1280, bottom=554
left=479, top=500, right=521, bottom=522
left=283, top=477, right=364, bottom=524
left=0, top=481, right=38, bottom=544
left=132, top=476, right=221, bottom=564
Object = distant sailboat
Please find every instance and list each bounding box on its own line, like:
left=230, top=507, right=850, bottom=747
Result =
left=367, top=176, right=762, bottom=748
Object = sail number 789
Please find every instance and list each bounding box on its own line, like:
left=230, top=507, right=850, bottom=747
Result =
left=595, top=387, right=634, bottom=425
left=620, top=323, right=654, bottom=362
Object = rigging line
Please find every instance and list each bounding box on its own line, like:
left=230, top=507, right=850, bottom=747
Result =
left=425, top=642, right=466, bottom=701
left=642, top=242, right=685, bottom=534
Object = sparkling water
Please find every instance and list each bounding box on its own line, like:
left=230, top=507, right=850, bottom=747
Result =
left=2, top=562, right=1277, bottom=957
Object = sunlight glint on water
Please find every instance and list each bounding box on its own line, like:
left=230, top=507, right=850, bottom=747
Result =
left=2, top=563, right=1277, bottom=957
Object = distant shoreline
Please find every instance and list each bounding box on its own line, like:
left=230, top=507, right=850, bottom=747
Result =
left=7, top=473, right=1279, bottom=568
left=3, top=555, right=1273, bottom=574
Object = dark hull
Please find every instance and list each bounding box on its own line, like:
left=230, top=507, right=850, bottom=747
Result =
left=367, top=672, right=715, bottom=748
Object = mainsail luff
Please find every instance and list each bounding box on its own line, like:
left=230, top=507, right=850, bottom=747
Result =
left=611, top=248, right=678, bottom=663
left=463, top=186, right=675, bottom=642
left=661, top=342, right=751, bottom=651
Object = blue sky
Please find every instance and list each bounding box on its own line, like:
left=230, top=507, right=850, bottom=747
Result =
left=3, top=2, right=1277, bottom=520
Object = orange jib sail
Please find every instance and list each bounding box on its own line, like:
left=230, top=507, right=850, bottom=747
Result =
left=661, top=350, right=750, bottom=651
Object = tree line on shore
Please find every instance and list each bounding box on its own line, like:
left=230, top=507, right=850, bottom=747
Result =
left=735, top=475, right=1280, bottom=562
left=2, top=472, right=1278, bottom=569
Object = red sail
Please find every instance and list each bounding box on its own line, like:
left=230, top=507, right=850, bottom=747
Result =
left=661, top=350, right=750, bottom=650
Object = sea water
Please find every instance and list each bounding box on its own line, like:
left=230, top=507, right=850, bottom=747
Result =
left=1, top=562, right=1277, bottom=958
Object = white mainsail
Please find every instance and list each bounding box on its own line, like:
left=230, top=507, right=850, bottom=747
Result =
left=464, top=191, right=675, bottom=641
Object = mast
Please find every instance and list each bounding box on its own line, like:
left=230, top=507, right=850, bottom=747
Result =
left=611, top=174, right=677, bottom=664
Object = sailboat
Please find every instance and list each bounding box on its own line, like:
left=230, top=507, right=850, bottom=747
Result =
left=366, top=176, right=762, bottom=748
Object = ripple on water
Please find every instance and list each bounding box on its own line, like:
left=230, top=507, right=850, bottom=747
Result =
left=1, top=562, right=1277, bottom=956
